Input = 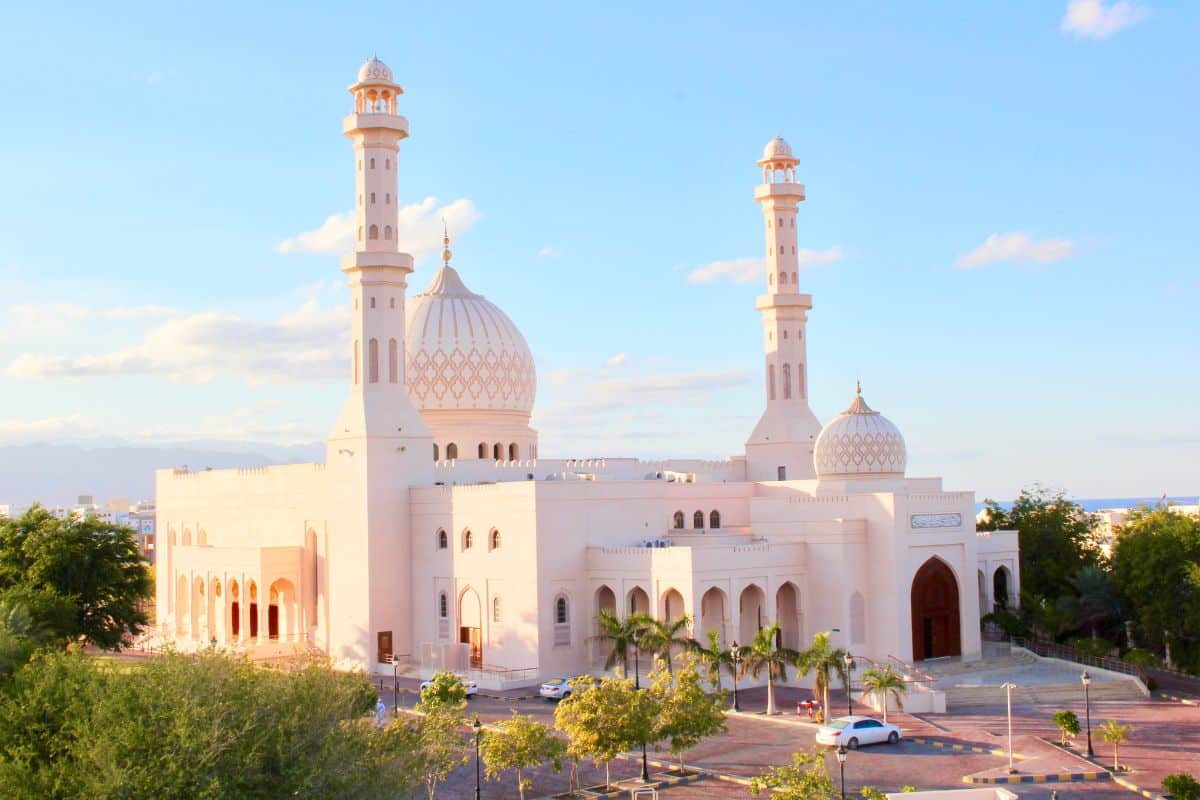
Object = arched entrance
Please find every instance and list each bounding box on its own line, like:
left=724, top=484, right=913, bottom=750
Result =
left=594, top=585, right=616, bottom=663
left=627, top=586, right=650, bottom=616
left=738, top=584, right=766, bottom=645
left=699, top=587, right=727, bottom=646
left=911, top=558, right=961, bottom=660
left=459, top=586, right=482, bottom=668
left=992, top=566, right=1011, bottom=610
left=268, top=579, right=297, bottom=641
left=776, top=582, right=801, bottom=650
left=660, top=588, right=685, bottom=621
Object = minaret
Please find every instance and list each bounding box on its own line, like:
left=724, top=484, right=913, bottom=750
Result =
left=325, top=57, right=432, bottom=672
left=744, top=136, right=822, bottom=481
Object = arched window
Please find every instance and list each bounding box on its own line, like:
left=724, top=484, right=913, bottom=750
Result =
left=386, top=192, right=390, bottom=204
left=768, top=364, right=776, bottom=400
left=673, top=510, right=685, bottom=529
left=508, top=443, right=518, bottom=460
left=490, top=529, right=501, bottom=550
left=389, top=297, right=395, bottom=308
left=437, top=529, right=447, bottom=549
left=783, top=329, right=788, bottom=339
left=555, top=596, right=569, bottom=624
left=368, top=339, right=379, bottom=383
left=385, top=158, right=390, bottom=170
left=446, top=443, right=458, bottom=460
left=369, top=157, right=375, bottom=169
left=353, top=339, right=360, bottom=385
left=438, top=592, right=448, bottom=618
left=797, top=364, right=805, bottom=398
left=493, top=443, right=502, bottom=460
left=370, top=192, right=376, bottom=204
left=710, top=509, right=721, bottom=529
left=369, top=297, right=376, bottom=309
left=433, top=443, right=439, bottom=462
left=779, top=245, right=784, bottom=255
left=388, top=338, right=398, bottom=383
left=384, top=225, right=392, bottom=240
left=478, top=442, right=487, bottom=459
left=462, top=529, right=473, bottom=550
left=693, top=510, right=704, bottom=529
left=782, top=363, right=791, bottom=399
left=369, top=224, right=379, bottom=240
left=493, top=596, right=502, bottom=623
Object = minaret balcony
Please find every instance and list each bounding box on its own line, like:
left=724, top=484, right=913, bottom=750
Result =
left=343, top=113, right=410, bottom=137
left=341, top=251, right=414, bottom=273
left=756, top=293, right=812, bottom=312
left=754, top=182, right=806, bottom=201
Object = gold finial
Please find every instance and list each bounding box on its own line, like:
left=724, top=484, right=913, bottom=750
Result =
left=441, top=219, right=452, bottom=266
left=855, top=378, right=862, bottom=396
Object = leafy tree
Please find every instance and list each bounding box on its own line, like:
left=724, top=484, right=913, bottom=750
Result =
left=0, top=649, right=421, bottom=799
left=651, top=655, right=726, bottom=772
left=748, top=750, right=834, bottom=800
left=480, top=712, right=565, bottom=800
left=1163, top=773, right=1200, bottom=800
left=859, top=665, right=907, bottom=724
left=640, top=614, right=692, bottom=672
left=796, top=630, right=849, bottom=721
left=1052, top=709, right=1081, bottom=747
left=739, top=623, right=797, bottom=715
left=414, top=705, right=468, bottom=800
left=1110, top=506, right=1200, bottom=672
left=418, top=669, right=468, bottom=716
left=0, top=506, right=152, bottom=649
left=1098, top=720, right=1132, bottom=771
left=0, top=600, right=45, bottom=679
left=979, top=486, right=1098, bottom=607
left=592, top=610, right=651, bottom=673
left=554, top=672, right=657, bottom=789
left=685, top=628, right=738, bottom=694
left=1060, top=566, right=1121, bottom=639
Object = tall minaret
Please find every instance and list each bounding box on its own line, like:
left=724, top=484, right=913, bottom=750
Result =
left=326, top=57, right=432, bottom=672
left=744, top=136, right=822, bottom=481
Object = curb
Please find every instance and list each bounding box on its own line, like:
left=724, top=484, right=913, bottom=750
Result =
left=1158, top=692, right=1199, bottom=707
left=1113, top=775, right=1169, bottom=800
left=963, top=771, right=1110, bottom=785
left=573, top=769, right=708, bottom=799
left=726, top=710, right=822, bottom=730
left=909, top=736, right=1025, bottom=759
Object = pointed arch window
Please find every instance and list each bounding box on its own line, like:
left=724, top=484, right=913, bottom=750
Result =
left=384, top=225, right=392, bottom=240
left=433, top=443, right=439, bottom=462
left=370, top=192, right=376, bottom=204
left=388, top=338, right=398, bottom=383
left=555, top=596, right=569, bottom=624
left=490, top=529, right=501, bottom=551
left=462, top=529, right=473, bottom=550
left=368, top=225, right=379, bottom=240
left=353, top=339, right=360, bottom=385
left=493, top=596, right=502, bottom=623
left=368, top=339, right=379, bottom=383
left=437, top=529, right=447, bottom=550
left=438, top=592, right=448, bottom=618
left=782, top=363, right=791, bottom=399
left=768, top=364, right=776, bottom=400
left=797, top=364, right=805, bottom=398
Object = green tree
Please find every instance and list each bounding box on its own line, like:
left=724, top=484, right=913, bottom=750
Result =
left=739, top=623, right=798, bottom=716
left=0, top=600, right=45, bottom=679
left=979, top=486, right=1098, bottom=607
left=1163, top=773, right=1200, bottom=800
left=554, top=671, right=657, bottom=789
left=418, top=669, right=468, bottom=716
left=685, top=628, right=738, bottom=694
left=415, top=706, right=468, bottom=800
left=796, top=631, right=849, bottom=721
left=1110, top=505, right=1200, bottom=672
left=1052, top=709, right=1081, bottom=747
left=748, top=750, right=834, bottom=800
left=859, top=665, right=907, bottom=724
left=0, top=506, right=152, bottom=649
left=592, top=610, right=651, bottom=672
left=1060, top=566, right=1121, bottom=639
left=651, top=655, right=726, bottom=772
left=1098, top=720, right=1132, bottom=771
left=480, top=712, right=565, bottom=800
left=640, top=614, right=692, bottom=672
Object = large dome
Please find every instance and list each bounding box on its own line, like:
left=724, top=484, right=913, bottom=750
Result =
left=357, top=56, right=394, bottom=84
left=813, top=384, right=906, bottom=477
left=405, top=266, right=536, bottom=415
left=762, top=135, right=794, bottom=161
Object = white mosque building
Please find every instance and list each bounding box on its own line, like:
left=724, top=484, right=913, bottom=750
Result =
left=154, top=57, right=1020, bottom=684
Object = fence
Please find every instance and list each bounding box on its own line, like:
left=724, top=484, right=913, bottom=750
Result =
left=1012, top=637, right=1146, bottom=680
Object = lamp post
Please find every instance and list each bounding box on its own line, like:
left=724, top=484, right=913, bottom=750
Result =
left=631, top=629, right=650, bottom=782
left=730, top=641, right=743, bottom=712
left=835, top=744, right=848, bottom=800
left=391, top=655, right=399, bottom=715
left=1081, top=670, right=1094, bottom=757
left=1001, top=682, right=1016, bottom=773
left=472, top=715, right=483, bottom=800
left=844, top=652, right=855, bottom=716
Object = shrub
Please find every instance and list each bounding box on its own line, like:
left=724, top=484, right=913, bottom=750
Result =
left=1052, top=709, right=1081, bottom=746
left=1070, top=637, right=1116, bottom=658
left=1122, top=648, right=1162, bottom=669
left=1164, top=773, right=1200, bottom=800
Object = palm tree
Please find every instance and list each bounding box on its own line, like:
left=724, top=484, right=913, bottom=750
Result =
left=1061, top=567, right=1121, bottom=639
left=685, top=628, right=737, bottom=692
left=1098, top=720, right=1132, bottom=771
left=739, top=623, right=799, bottom=715
left=858, top=666, right=907, bottom=723
left=795, top=631, right=849, bottom=721
left=591, top=610, right=652, bottom=672
left=640, top=614, right=693, bottom=672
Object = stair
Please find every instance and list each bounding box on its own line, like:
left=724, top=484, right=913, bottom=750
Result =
left=947, top=678, right=1144, bottom=707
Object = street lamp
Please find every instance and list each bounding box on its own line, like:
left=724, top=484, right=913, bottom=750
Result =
left=1080, top=671, right=1094, bottom=757
left=391, top=655, right=399, bottom=715
left=472, top=715, right=483, bottom=800
left=843, top=652, right=855, bottom=716
left=631, top=629, right=650, bottom=782
left=1001, top=682, right=1017, bottom=773
left=835, top=744, right=848, bottom=800
left=730, top=641, right=743, bottom=712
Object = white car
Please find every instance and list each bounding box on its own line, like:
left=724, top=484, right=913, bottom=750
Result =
left=419, top=675, right=479, bottom=697
left=815, top=715, right=902, bottom=749
left=539, top=678, right=574, bottom=700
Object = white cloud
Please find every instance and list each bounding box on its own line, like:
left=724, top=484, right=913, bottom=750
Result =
left=686, top=247, right=845, bottom=285
left=8, top=303, right=183, bottom=322
left=538, top=246, right=562, bottom=258
left=0, top=414, right=98, bottom=445
left=275, top=197, right=479, bottom=256
left=605, top=353, right=628, bottom=367
left=954, top=232, right=1076, bottom=269
left=1061, top=0, right=1148, bottom=39
left=7, top=288, right=349, bottom=384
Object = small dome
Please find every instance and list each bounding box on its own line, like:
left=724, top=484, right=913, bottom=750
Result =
left=357, top=56, right=394, bottom=84
left=814, top=384, right=906, bottom=477
left=762, top=135, right=794, bottom=161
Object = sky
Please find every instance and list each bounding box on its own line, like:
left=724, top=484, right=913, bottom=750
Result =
left=0, top=1, right=1196, bottom=500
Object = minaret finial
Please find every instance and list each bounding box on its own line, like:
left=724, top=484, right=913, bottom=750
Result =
left=441, top=219, right=452, bottom=266
left=856, top=377, right=862, bottom=396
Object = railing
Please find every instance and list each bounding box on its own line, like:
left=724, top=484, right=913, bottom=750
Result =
left=887, top=654, right=936, bottom=683
left=1013, top=637, right=1146, bottom=680
left=467, top=665, right=539, bottom=682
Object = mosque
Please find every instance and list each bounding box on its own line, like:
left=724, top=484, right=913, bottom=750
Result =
left=154, top=57, right=1020, bottom=684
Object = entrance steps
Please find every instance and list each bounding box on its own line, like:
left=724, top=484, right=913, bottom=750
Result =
left=947, top=679, right=1144, bottom=706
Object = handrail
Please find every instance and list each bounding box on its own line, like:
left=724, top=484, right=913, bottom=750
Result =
left=1012, top=637, right=1146, bottom=681
left=888, top=653, right=936, bottom=683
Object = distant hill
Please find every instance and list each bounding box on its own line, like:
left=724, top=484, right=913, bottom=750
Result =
left=0, top=441, right=324, bottom=507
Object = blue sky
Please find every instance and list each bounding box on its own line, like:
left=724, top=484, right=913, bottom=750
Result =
left=0, top=1, right=1196, bottom=499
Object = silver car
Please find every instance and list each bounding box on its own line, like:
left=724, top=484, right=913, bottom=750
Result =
left=815, top=715, right=902, bottom=749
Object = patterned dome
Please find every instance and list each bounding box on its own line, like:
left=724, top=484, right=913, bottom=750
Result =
left=405, top=266, right=536, bottom=415
left=762, top=135, right=794, bottom=161
left=813, top=384, right=906, bottom=477
left=357, top=56, right=394, bottom=84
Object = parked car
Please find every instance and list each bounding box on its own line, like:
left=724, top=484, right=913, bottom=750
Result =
left=419, top=675, right=479, bottom=697
left=815, top=715, right=902, bottom=749
left=539, top=678, right=574, bottom=700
